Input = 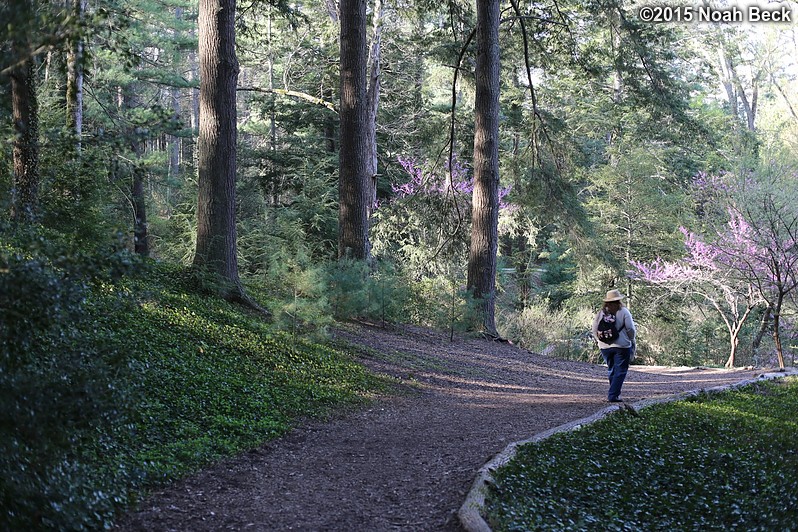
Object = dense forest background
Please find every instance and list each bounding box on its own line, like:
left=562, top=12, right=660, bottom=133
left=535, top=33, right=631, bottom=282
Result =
left=3, top=0, right=798, bottom=527
left=3, top=0, right=798, bottom=368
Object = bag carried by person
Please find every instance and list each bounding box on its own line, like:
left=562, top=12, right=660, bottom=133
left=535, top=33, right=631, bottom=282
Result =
left=597, top=311, right=625, bottom=343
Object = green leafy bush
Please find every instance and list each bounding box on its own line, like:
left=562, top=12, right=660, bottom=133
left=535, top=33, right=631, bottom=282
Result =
left=400, top=273, right=481, bottom=334
left=499, top=301, right=597, bottom=361
left=326, top=257, right=408, bottom=325
left=486, top=377, right=798, bottom=531
left=0, top=231, right=140, bottom=530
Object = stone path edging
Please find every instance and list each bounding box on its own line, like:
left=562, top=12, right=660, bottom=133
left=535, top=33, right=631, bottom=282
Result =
left=457, top=369, right=798, bottom=532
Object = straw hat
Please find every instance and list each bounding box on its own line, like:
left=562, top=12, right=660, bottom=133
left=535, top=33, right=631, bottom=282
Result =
left=604, top=289, right=624, bottom=302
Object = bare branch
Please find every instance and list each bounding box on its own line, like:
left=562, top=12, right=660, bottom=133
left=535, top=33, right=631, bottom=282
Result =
left=237, top=86, right=337, bottom=112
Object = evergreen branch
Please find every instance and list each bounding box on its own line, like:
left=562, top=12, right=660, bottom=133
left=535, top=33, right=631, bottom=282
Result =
left=507, top=0, right=555, bottom=170
left=498, top=14, right=568, bottom=27
left=427, top=24, right=477, bottom=264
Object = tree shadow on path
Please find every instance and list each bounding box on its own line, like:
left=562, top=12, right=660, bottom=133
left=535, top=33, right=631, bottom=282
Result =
left=118, top=323, right=762, bottom=531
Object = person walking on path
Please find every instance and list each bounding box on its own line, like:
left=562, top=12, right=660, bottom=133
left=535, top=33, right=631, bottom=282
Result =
left=592, top=289, right=636, bottom=403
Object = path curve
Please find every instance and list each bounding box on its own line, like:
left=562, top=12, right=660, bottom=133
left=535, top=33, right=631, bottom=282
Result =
left=118, top=323, right=763, bottom=531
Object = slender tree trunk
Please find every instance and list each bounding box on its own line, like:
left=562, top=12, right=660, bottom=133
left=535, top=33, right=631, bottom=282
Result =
left=772, top=295, right=786, bottom=369
left=772, top=79, right=798, bottom=123
left=266, top=8, right=280, bottom=211
left=725, top=334, right=738, bottom=369
left=716, top=46, right=737, bottom=115
left=752, top=305, right=771, bottom=353
left=10, top=8, right=39, bottom=223
left=167, top=85, right=180, bottom=216
left=166, top=7, right=184, bottom=217
left=606, top=7, right=623, bottom=156
left=734, top=72, right=757, bottom=132
left=131, top=153, right=149, bottom=256
left=624, top=177, right=634, bottom=305
left=325, top=0, right=339, bottom=22
left=188, top=20, right=200, bottom=173
left=724, top=306, right=752, bottom=369
left=338, top=0, right=371, bottom=260
left=466, top=0, right=500, bottom=336
left=120, top=88, right=150, bottom=256
left=194, top=0, right=243, bottom=293
left=365, top=0, right=384, bottom=217
left=66, top=0, right=86, bottom=153
left=323, top=85, right=336, bottom=153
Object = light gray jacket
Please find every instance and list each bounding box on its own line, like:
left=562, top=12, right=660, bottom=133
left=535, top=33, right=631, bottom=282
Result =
left=592, top=307, right=636, bottom=349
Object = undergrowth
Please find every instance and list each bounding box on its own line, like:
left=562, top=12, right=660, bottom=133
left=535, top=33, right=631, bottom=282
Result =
left=1, top=235, right=393, bottom=530
left=116, top=265, right=393, bottom=482
left=486, top=377, right=798, bottom=531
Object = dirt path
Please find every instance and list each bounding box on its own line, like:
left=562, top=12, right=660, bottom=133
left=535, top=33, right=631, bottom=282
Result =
left=118, top=323, right=763, bottom=531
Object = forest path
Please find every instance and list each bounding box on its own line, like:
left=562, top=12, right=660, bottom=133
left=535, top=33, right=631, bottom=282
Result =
left=118, top=323, right=762, bottom=531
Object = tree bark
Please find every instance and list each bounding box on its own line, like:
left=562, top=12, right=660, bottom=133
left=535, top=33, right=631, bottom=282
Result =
left=66, top=0, right=86, bottom=153
left=166, top=7, right=184, bottom=216
left=716, top=46, right=737, bottom=115
left=772, top=295, right=786, bottom=369
left=323, top=85, right=336, bottom=153
left=466, top=0, right=500, bottom=336
left=733, top=70, right=757, bottom=132
left=365, top=0, right=384, bottom=218
left=725, top=335, right=738, bottom=369
left=194, top=0, right=243, bottom=292
left=9, top=2, right=39, bottom=223
left=131, top=145, right=149, bottom=256
left=338, top=0, right=371, bottom=260
left=120, top=87, right=150, bottom=257
left=752, top=305, right=771, bottom=354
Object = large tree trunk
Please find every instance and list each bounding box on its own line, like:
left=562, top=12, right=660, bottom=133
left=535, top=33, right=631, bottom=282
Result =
left=9, top=0, right=39, bottom=223
left=10, top=51, right=39, bottom=222
left=194, top=0, right=243, bottom=293
left=338, top=0, right=371, bottom=260
left=466, top=0, right=500, bottom=336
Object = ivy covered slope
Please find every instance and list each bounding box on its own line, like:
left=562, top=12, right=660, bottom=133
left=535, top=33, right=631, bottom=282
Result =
left=486, top=378, right=798, bottom=531
left=1, top=240, right=392, bottom=530
left=118, top=266, right=392, bottom=476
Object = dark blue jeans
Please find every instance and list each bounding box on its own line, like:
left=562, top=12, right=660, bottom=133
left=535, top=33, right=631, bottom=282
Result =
left=601, top=346, right=632, bottom=401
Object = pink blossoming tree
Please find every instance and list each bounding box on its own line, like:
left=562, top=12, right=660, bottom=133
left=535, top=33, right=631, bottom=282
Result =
left=631, top=225, right=761, bottom=368
left=717, top=189, right=798, bottom=370
left=633, top=168, right=798, bottom=369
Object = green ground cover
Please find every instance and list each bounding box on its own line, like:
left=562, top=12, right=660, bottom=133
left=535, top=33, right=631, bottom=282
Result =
left=486, top=377, right=798, bottom=531
left=1, top=245, right=394, bottom=530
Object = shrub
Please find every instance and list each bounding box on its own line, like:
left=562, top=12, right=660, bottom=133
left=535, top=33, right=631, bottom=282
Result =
left=499, top=300, right=597, bottom=362
left=326, top=258, right=409, bottom=325
left=0, top=230, right=140, bottom=530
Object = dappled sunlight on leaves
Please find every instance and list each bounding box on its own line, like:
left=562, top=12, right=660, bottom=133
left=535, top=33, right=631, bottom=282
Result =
left=486, top=378, right=798, bottom=531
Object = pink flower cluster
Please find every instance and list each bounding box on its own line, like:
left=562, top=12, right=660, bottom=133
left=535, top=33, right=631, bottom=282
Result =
left=393, top=155, right=513, bottom=209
